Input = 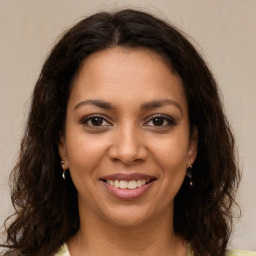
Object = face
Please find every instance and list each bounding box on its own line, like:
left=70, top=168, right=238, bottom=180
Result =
left=59, top=47, right=197, bottom=227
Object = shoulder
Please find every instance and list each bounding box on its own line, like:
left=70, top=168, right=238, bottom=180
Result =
left=54, top=243, right=70, bottom=256
left=188, top=249, right=256, bottom=256
left=226, top=249, right=256, bottom=256
left=54, top=245, right=256, bottom=256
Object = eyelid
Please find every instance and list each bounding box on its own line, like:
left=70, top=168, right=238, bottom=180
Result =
left=79, top=113, right=176, bottom=128
left=80, top=114, right=112, bottom=126
left=143, top=114, right=177, bottom=126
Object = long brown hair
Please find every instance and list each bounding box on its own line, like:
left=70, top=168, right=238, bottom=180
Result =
left=1, top=9, right=240, bottom=256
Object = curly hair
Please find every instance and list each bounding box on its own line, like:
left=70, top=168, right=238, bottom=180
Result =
left=1, top=9, right=240, bottom=256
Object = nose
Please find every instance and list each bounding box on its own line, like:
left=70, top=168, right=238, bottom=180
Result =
left=108, top=124, right=147, bottom=165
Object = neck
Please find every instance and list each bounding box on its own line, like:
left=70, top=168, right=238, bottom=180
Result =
left=67, top=206, right=187, bottom=256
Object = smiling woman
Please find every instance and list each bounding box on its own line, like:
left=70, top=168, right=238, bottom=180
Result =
left=1, top=8, right=251, bottom=256
left=58, top=47, right=196, bottom=231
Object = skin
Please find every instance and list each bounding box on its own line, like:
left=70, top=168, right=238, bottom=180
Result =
left=59, top=47, right=198, bottom=256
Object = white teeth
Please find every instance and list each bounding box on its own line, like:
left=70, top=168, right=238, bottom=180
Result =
left=114, top=180, right=119, bottom=187
left=137, top=180, right=142, bottom=187
left=106, top=179, right=149, bottom=189
left=119, top=180, right=128, bottom=189
left=128, top=180, right=137, bottom=189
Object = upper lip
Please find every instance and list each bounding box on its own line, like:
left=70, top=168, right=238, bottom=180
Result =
left=100, top=173, right=156, bottom=181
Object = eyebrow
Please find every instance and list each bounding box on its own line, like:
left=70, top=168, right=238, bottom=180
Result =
left=141, top=99, right=183, bottom=115
left=74, top=99, right=114, bottom=111
left=74, top=98, right=183, bottom=115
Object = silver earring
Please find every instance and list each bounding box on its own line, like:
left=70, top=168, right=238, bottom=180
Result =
left=61, top=160, right=66, bottom=180
left=186, top=165, right=193, bottom=187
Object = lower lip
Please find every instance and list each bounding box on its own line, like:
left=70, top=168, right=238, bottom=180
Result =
left=102, top=180, right=155, bottom=200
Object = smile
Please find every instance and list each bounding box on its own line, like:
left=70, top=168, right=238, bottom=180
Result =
left=105, top=179, right=150, bottom=189
left=100, top=173, right=156, bottom=200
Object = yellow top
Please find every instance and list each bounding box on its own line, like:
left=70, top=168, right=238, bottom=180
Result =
left=55, top=243, right=256, bottom=256
left=55, top=244, right=70, bottom=256
left=225, top=251, right=256, bottom=256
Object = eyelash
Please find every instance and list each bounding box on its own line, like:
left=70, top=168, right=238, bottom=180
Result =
left=80, top=114, right=177, bottom=128
left=144, top=114, right=177, bottom=127
left=80, top=114, right=112, bottom=127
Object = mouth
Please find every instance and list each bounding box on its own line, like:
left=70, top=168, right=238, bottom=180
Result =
left=101, top=179, right=154, bottom=190
left=100, top=173, right=156, bottom=200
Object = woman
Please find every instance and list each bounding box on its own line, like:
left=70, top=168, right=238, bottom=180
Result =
left=2, top=9, right=252, bottom=256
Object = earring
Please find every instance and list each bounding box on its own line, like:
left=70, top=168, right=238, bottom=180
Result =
left=186, top=164, right=193, bottom=187
left=61, top=160, right=66, bottom=180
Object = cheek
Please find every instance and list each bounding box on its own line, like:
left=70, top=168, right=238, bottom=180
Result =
left=151, top=132, right=190, bottom=170
left=65, top=131, right=108, bottom=177
left=65, top=134, right=109, bottom=203
left=150, top=131, right=189, bottom=196
left=146, top=133, right=189, bottom=211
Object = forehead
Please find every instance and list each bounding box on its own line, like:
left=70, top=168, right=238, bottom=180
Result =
left=69, top=47, right=186, bottom=110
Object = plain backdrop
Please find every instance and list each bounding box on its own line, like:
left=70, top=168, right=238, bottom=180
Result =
left=0, top=0, right=255, bottom=251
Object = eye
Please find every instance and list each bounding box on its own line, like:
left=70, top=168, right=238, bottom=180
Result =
left=80, top=115, right=111, bottom=127
left=144, top=114, right=176, bottom=127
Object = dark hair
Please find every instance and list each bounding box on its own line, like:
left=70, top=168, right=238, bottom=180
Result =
left=1, top=9, right=240, bottom=256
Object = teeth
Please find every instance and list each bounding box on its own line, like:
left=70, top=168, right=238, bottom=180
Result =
left=114, top=180, right=119, bottom=187
left=128, top=180, right=136, bottom=189
left=137, top=180, right=142, bottom=187
left=106, top=179, right=148, bottom=189
left=120, top=180, right=128, bottom=189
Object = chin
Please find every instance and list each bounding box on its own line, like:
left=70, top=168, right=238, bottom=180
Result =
left=101, top=205, right=155, bottom=228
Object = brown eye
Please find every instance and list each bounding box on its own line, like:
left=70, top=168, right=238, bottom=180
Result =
left=91, top=117, right=103, bottom=126
left=80, top=115, right=111, bottom=128
left=144, top=114, right=177, bottom=127
left=152, top=118, right=164, bottom=126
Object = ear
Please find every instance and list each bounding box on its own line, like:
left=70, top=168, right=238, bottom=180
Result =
left=58, top=134, right=69, bottom=169
left=187, top=127, right=198, bottom=166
